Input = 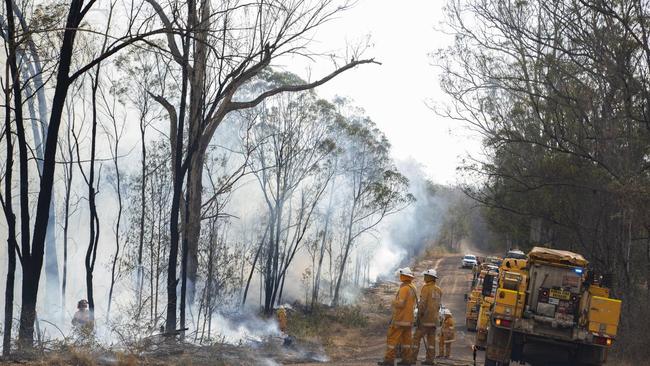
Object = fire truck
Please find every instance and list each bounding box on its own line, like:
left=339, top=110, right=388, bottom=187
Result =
left=466, top=262, right=499, bottom=331
left=484, top=247, right=621, bottom=365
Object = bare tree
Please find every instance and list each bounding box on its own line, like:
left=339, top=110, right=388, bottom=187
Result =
left=57, top=89, right=81, bottom=317
left=143, top=0, right=378, bottom=330
left=101, top=80, right=126, bottom=321
left=1, top=41, right=18, bottom=356
left=247, top=90, right=338, bottom=313
left=332, top=114, right=413, bottom=306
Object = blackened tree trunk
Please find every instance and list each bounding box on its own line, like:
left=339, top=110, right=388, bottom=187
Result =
left=241, top=225, right=269, bottom=307
left=6, top=0, right=36, bottom=348
left=82, top=72, right=102, bottom=326
left=180, top=182, right=191, bottom=333
left=2, top=61, right=18, bottom=356
left=137, top=107, right=147, bottom=310
left=166, top=33, right=190, bottom=334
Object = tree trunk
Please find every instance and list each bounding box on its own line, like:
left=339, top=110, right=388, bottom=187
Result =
left=166, top=20, right=191, bottom=332
left=84, top=72, right=101, bottom=328
left=242, top=225, right=269, bottom=307
left=312, top=194, right=334, bottom=308
left=7, top=0, right=35, bottom=347
left=106, top=121, right=123, bottom=321
left=19, top=0, right=84, bottom=347
left=180, top=182, right=192, bottom=334
left=333, top=203, right=356, bottom=306
left=137, top=113, right=146, bottom=310
left=2, top=64, right=17, bottom=356
left=61, top=105, right=75, bottom=319
left=183, top=0, right=210, bottom=307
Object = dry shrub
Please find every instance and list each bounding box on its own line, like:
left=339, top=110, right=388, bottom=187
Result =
left=68, top=348, right=96, bottom=366
left=116, top=352, right=139, bottom=366
left=40, top=354, right=67, bottom=366
left=331, top=305, right=368, bottom=328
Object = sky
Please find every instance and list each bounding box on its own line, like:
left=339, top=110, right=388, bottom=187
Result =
left=285, top=0, right=483, bottom=184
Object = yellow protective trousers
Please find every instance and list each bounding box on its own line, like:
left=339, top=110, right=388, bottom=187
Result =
left=383, top=324, right=413, bottom=362
left=438, top=334, right=453, bottom=357
left=411, top=326, right=436, bottom=362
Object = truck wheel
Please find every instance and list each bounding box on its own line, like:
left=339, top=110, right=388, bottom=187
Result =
left=574, top=344, right=606, bottom=365
left=510, top=340, right=523, bottom=362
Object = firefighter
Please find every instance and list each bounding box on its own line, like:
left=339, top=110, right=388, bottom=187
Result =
left=378, top=267, right=418, bottom=366
left=277, top=306, right=288, bottom=333
left=438, top=309, right=455, bottom=358
left=72, top=299, right=93, bottom=332
left=409, top=269, right=442, bottom=365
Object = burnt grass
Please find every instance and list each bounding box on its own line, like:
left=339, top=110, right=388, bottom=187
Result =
left=0, top=305, right=371, bottom=365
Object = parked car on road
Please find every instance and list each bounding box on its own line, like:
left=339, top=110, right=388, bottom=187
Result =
left=462, top=254, right=478, bottom=268
left=505, top=249, right=526, bottom=259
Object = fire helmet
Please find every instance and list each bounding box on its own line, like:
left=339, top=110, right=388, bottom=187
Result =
left=396, top=267, right=415, bottom=278
left=423, top=269, right=438, bottom=278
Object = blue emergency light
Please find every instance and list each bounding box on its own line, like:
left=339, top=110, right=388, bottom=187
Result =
left=574, top=268, right=583, bottom=274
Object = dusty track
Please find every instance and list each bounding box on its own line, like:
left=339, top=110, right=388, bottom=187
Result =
left=291, top=254, right=484, bottom=366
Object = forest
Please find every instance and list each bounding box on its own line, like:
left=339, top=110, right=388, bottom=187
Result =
left=438, top=0, right=650, bottom=361
left=0, top=0, right=486, bottom=360
left=2, top=0, right=649, bottom=364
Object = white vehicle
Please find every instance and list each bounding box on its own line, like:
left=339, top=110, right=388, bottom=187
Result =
left=462, top=254, right=478, bottom=268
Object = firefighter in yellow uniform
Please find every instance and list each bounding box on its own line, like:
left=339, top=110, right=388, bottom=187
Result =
left=409, top=269, right=442, bottom=365
left=439, top=309, right=455, bottom=358
left=379, top=267, right=418, bottom=366
left=277, top=306, right=288, bottom=333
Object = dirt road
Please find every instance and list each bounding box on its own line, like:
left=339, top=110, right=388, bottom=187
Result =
left=292, top=254, right=483, bottom=366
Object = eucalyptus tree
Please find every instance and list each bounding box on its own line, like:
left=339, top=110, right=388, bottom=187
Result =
left=439, top=0, right=650, bottom=358
left=143, top=0, right=377, bottom=331
left=248, top=86, right=339, bottom=313
left=332, top=113, right=413, bottom=306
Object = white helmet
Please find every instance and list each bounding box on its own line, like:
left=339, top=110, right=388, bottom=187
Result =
left=423, top=269, right=438, bottom=278
left=396, top=267, right=415, bottom=278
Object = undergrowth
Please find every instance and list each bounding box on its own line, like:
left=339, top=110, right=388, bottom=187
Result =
left=286, top=305, right=368, bottom=339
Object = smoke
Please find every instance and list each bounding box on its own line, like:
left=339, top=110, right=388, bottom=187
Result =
left=368, top=158, right=454, bottom=278
left=0, top=65, right=463, bottom=360
left=210, top=312, right=281, bottom=344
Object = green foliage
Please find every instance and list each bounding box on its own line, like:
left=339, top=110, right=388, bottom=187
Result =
left=440, top=0, right=650, bottom=360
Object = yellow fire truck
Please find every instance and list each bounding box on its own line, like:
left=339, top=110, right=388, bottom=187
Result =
left=484, top=247, right=621, bottom=366
left=466, top=262, right=499, bottom=331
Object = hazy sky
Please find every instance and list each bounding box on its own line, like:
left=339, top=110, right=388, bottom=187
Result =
left=286, top=0, right=482, bottom=184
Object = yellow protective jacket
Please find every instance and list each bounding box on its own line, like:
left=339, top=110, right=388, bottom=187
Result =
left=277, top=308, right=287, bottom=332
left=418, top=281, right=442, bottom=327
left=441, top=316, right=456, bottom=342
left=391, top=280, right=418, bottom=327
